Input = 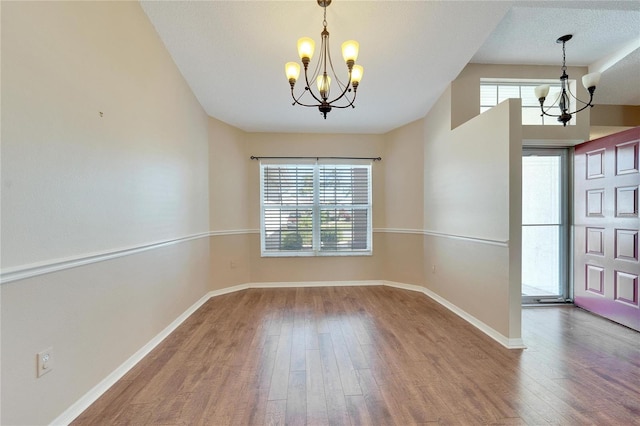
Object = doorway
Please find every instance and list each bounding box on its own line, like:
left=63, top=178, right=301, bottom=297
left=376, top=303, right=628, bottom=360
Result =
left=522, top=148, right=570, bottom=304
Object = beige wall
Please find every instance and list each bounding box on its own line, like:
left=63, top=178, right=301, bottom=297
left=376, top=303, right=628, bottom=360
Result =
left=590, top=104, right=640, bottom=126
left=2, top=3, right=546, bottom=423
left=422, top=87, right=522, bottom=340
left=383, top=119, right=425, bottom=230
left=589, top=105, right=640, bottom=140
left=1, top=2, right=211, bottom=424
left=452, top=63, right=591, bottom=144
left=380, top=120, right=426, bottom=285
left=1, top=240, right=210, bottom=425
left=249, top=233, right=383, bottom=283
left=1, top=2, right=209, bottom=269
left=245, top=132, right=386, bottom=229
left=243, top=132, right=386, bottom=283
left=209, top=117, right=250, bottom=232
left=208, top=117, right=252, bottom=290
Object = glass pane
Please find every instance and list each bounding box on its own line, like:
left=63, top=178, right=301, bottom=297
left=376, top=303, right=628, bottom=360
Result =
left=319, top=166, right=369, bottom=205
left=522, top=225, right=561, bottom=296
left=519, top=85, right=537, bottom=107
left=497, top=85, right=520, bottom=103
left=320, top=207, right=369, bottom=251
left=522, top=156, right=561, bottom=224
left=263, top=166, right=314, bottom=205
left=263, top=208, right=313, bottom=252
left=522, top=107, right=543, bottom=125
left=480, top=84, right=497, bottom=107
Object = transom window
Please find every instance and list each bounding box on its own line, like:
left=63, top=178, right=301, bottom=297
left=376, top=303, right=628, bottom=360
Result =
left=260, top=161, right=372, bottom=256
left=481, top=79, right=575, bottom=126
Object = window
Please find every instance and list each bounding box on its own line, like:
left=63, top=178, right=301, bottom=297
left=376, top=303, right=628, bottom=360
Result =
left=260, top=161, right=372, bottom=256
left=481, top=79, right=576, bottom=126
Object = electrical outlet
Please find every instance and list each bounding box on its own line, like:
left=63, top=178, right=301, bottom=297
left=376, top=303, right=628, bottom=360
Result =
left=432, top=265, right=436, bottom=273
left=36, top=347, right=54, bottom=377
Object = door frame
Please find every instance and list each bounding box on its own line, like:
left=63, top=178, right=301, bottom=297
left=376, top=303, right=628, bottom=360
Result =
left=521, top=147, right=572, bottom=304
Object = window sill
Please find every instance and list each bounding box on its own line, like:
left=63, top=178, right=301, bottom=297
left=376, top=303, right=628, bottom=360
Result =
left=260, top=251, right=373, bottom=258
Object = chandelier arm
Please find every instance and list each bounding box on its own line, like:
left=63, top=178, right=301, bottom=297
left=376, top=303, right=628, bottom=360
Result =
left=539, top=97, right=561, bottom=117
left=290, top=88, right=326, bottom=108
left=326, top=41, right=347, bottom=90
left=327, top=71, right=353, bottom=105
left=538, top=88, right=567, bottom=117
left=539, top=106, right=560, bottom=118
left=539, top=91, right=594, bottom=118
left=330, top=89, right=358, bottom=109
left=565, top=84, right=594, bottom=107
left=569, top=93, right=595, bottom=114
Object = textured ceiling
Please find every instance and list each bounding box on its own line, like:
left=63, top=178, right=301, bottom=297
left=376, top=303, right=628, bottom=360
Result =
left=140, top=1, right=640, bottom=134
left=472, top=4, right=640, bottom=106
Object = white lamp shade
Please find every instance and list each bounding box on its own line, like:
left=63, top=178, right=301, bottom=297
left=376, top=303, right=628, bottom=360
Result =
left=285, top=62, right=301, bottom=82
left=341, top=40, right=359, bottom=63
left=317, top=74, right=331, bottom=96
left=534, top=84, right=550, bottom=100
left=297, top=37, right=315, bottom=61
left=351, top=65, right=364, bottom=84
left=582, top=72, right=601, bottom=89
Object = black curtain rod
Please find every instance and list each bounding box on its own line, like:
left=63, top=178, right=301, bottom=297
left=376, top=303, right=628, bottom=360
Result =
left=250, top=156, right=382, bottom=161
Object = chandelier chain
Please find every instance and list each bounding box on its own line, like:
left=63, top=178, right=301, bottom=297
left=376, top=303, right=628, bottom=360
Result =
left=323, top=5, right=327, bottom=28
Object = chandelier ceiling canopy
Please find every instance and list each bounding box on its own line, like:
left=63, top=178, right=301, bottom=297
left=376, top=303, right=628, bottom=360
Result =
left=285, top=0, right=363, bottom=119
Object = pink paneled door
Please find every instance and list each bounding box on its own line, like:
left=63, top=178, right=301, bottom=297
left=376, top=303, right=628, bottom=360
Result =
left=574, top=127, right=640, bottom=331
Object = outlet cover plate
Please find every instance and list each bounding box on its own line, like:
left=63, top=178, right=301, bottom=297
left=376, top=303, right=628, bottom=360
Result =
left=36, top=347, right=54, bottom=377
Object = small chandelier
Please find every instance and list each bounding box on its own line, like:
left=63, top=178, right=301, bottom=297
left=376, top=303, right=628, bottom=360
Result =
left=534, top=34, right=601, bottom=127
left=284, top=0, right=363, bottom=119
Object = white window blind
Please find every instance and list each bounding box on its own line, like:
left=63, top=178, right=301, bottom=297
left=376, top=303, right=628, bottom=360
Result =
left=260, top=162, right=372, bottom=256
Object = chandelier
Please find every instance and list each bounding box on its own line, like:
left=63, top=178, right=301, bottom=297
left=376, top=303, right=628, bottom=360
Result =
left=284, top=0, right=363, bottom=119
left=534, top=34, right=601, bottom=127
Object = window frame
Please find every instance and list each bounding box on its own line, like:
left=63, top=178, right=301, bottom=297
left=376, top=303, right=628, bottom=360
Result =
left=259, top=161, right=373, bottom=257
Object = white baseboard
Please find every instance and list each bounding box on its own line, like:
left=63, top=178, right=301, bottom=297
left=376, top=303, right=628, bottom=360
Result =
left=210, top=283, right=249, bottom=296
left=52, top=279, right=523, bottom=425
left=247, top=280, right=384, bottom=289
left=49, top=291, right=213, bottom=425
left=384, top=280, right=526, bottom=350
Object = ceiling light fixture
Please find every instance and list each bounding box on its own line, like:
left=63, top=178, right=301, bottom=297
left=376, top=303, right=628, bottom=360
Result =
left=285, top=0, right=363, bottom=119
left=534, top=34, right=601, bottom=127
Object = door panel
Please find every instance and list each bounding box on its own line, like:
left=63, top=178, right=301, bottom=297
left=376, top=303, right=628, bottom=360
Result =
left=574, top=127, right=640, bottom=331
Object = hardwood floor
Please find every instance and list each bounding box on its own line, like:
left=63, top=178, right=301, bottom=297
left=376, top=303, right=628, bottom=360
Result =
left=72, top=286, right=640, bottom=425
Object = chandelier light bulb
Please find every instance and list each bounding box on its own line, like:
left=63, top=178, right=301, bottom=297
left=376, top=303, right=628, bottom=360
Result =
left=317, top=74, right=331, bottom=98
left=341, top=40, right=359, bottom=65
left=285, top=62, right=301, bottom=84
left=351, top=65, right=364, bottom=85
left=297, top=37, right=315, bottom=62
left=534, top=84, right=550, bottom=100
left=582, top=72, right=601, bottom=90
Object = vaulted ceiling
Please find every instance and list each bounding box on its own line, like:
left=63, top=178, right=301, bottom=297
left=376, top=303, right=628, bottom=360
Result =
left=140, top=1, right=640, bottom=134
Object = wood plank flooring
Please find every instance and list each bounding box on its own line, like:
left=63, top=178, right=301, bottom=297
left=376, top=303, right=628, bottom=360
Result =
left=71, top=286, right=640, bottom=425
